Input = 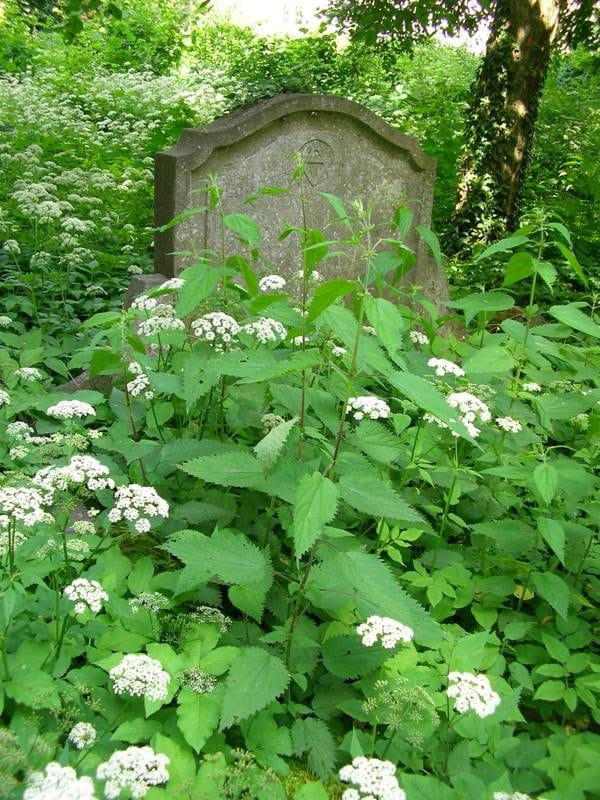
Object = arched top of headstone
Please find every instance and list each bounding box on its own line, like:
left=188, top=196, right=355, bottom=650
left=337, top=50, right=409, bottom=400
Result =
left=163, top=93, right=435, bottom=175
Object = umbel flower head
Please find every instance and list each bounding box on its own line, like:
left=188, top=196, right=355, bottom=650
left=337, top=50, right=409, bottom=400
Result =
left=107, top=484, right=169, bottom=534
left=64, top=578, right=108, bottom=614
left=347, top=396, right=391, bottom=421
left=109, top=653, right=170, bottom=701
left=447, top=671, right=501, bottom=718
left=96, top=745, right=169, bottom=799
left=243, top=316, right=287, bottom=343
left=0, top=485, right=52, bottom=527
left=46, top=399, right=96, bottom=419
left=339, top=757, right=406, bottom=800
left=259, top=274, right=286, bottom=292
left=23, top=762, right=97, bottom=800
left=357, top=616, right=414, bottom=649
left=427, top=357, right=464, bottom=377
left=33, top=455, right=115, bottom=493
left=68, top=722, right=97, bottom=750
left=191, top=311, right=240, bottom=350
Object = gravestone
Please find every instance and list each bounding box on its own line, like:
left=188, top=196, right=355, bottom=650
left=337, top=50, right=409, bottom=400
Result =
left=154, top=94, right=448, bottom=305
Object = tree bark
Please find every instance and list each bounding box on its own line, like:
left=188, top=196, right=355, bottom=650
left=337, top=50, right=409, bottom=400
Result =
left=451, top=0, right=561, bottom=252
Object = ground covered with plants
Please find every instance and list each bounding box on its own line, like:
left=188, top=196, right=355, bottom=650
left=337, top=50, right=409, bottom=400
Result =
left=1, top=2, right=599, bottom=799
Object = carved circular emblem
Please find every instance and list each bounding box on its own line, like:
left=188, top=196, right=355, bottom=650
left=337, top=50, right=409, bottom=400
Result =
left=299, top=139, right=334, bottom=186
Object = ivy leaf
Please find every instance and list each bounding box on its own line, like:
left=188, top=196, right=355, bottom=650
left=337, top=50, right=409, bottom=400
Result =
left=179, top=450, right=264, bottom=488
left=339, top=474, right=424, bottom=525
left=291, top=717, right=336, bottom=780
left=531, top=572, right=570, bottom=619
left=293, top=472, right=339, bottom=558
left=254, top=416, right=298, bottom=468
left=219, top=647, right=289, bottom=729
left=177, top=686, right=223, bottom=752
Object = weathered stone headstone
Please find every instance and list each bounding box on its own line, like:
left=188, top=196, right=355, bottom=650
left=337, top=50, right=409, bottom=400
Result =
left=154, top=93, right=448, bottom=304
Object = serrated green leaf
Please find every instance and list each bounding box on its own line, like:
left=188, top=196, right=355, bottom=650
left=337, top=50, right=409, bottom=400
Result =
left=533, top=463, right=558, bottom=505
left=448, top=292, right=514, bottom=326
left=177, top=686, right=222, bottom=752
left=219, top=648, right=289, bottom=729
left=180, top=450, right=264, bottom=487
left=321, top=635, right=386, bottom=679
left=416, top=224, right=442, bottom=268
left=549, top=302, right=600, bottom=338
left=306, top=279, right=357, bottom=323
left=293, top=472, right=339, bottom=558
left=389, top=372, right=469, bottom=440
left=353, top=419, right=401, bottom=465
left=339, top=474, right=424, bottom=525
left=291, top=717, right=336, bottom=780
left=538, top=518, right=566, bottom=564
left=223, top=213, right=261, bottom=245
left=364, top=296, right=407, bottom=356
left=503, top=250, right=534, bottom=286
left=531, top=572, right=570, bottom=619
left=474, top=234, right=529, bottom=262
left=463, top=345, right=515, bottom=374
left=254, top=417, right=298, bottom=468
left=176, top=266, right=221, bottom=317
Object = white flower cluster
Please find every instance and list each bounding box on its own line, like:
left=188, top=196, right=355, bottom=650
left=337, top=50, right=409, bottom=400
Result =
left=46, top=400, right=96, bottom=419
left=0, top=316, right=11, bottom=328
left=129, top=592, right=169, bottom=614
left=34, top=455, right=115, bottom=493
left=427, top=357, right=465, bottom=377
left=9, top=445, right=28, bottom=460
left=356, top=616, right=414, bottom=649
left=0, top=485, right=52, bottom=527
left=447, top=671, right=501, bottom=718
left=191, top=311, right=240, bottom=350
left=109, top=654, right=170, bottom=701
left=157, top=277, right=184, bottom=291
left=64, top=578, right=108, bottom=614
left=347, top=396, right=391, bottom=421
left=261, top=413, right=285, bottom=432
left=522, top=382, right=542, bottom=393
left=108, top=484, right=169, bottom=533
left=23, top=762, right=97, bottom=800
left=3, top=239, right=20, bottom=255
left=0, top=389, right=10, bottom=406
left=496, top=416, right=522, bottom=433
left=363, top=325, right=376, bottom=335
left=68, top=722, right=97, bottom=749
left=409, top=330, right=429, bottom=345
left=259, top=274, right=286, bottom=292
left=97, top=746, right=170, bottom=799
left=330, top=343, right=347, bottom=357
left=192, top=605, right=231, bottom=632
left=447, top=391, right=491, bottom=438
left=66, top=538, right=92, bottom=561
left=127, top=362, right=153, bottom=400
left=6, top=421, right=33, bottom=439
left=137, top=303, right=185, bottom=337
left=243, top=316, right=287, bottom=343
left=493, top=793, right=534, bottom=800
left=72, top=519, right=95, bottom=535
left=182, top=667, right=218, bottom=694
left=128, top=264, right=143, bottom=275
left=339, top=757, right=406, bottom=800
left=131, top=295, right=158, bottom=312
left=292, top=335, right=309, bottom=346
left=15, top=367, right=43, bottom=382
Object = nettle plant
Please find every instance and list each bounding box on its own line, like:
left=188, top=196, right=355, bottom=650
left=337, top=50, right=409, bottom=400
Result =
left=0, top=189, right=599, bottom=800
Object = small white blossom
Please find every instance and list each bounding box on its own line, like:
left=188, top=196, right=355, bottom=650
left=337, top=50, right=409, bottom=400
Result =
left=292, top=335, right=309, bottom=346
left=356, top=616, right=414, bottom=649
left=191, top=311, right=240, bottom=351
left=157, top=277, right=184, bottom=291
left=72, top=520, right=95, bottom=535
left=138, top=303, right=185, bottom=336
left=128, top=265, right=143, bottom=275
left=362, top=325, right=376, bottom=335
left=64, top=578, right=108, bottom=614
left=108, top=484, right=169, bottom=533
left=446, top=391, right=491, bottom=438
left=447, top=671, right=501, bottom=718
left=97, top=746, right=169, bottom=799
left=68, top=722, right=97, bottom=749
left=339, top=757, right=406, bottom=800
left=46, top=400, right=96, bottom=419
left=0, top=316, right=12, bottom=327
left=9, top=445, right=29, bottom=460
left=129, top=592, right=169, bottom=614
left=347, top=396, right=390, bottom=421
left=0, top=519, right=26, bottom=555
left=3, top=239, right=20, bottom=255
left=34, top=455, right=114, bottom=493
left=427, top=357, right=465, bottom=377
left=15, top=367, right=43, bottom=382
left=243, top=316, right=287, bottom=343
left=23, top=762, right=97, bottom=800
left=496, top=416, right=522, bottom=433
left=131, top=295, right=157, bottom=312
left=409, top=330, right=429, bottom=345
left=127, top=362, right=153, bottom=400
left=330, top=343, right=347, bottom=357
left=261, top=413, right=285, bottom=432
left=0, top=389, right=10, bottom=407
left=193, top=605, right=231, bottom=632
left=0, top=485, right=52, bottom=527
left=259, top=274, right=286, bottom=292
left=109, top=654, right=170, bottom=701
left=66, top=538, right=91, bottom=560
left=522, top=382, right=542, bottom=393
left=181, top=667, right=218, bottom=694
left=6, top=421, right=34, bottom=439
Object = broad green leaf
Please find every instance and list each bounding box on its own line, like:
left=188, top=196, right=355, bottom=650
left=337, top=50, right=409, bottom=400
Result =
left=156, top=205, right=207, bottom=232
left=463, top=345, right=515, bottom=374
left=321, top=635, right=386, bottom=679
left=294, top=781, right=329, bottom=800
left=541, top=633, right=570, bottom=663
left=241, top=710, right=292, bottom=774
left=306, top=279, right=357, bottom=323
left=254, top=416, right=298, bottom=468
left=219, top=647, right=289, bottom=729
left=533, top=463, right=558, bottom=505
left=177, top=686, right=223, bottom=752
left=111, top=718, right=162, bottom=743
left=503, top=251, right=534, bottom=286
left=535, top=259, right=557, bottom=289
left=533, top=680, right=565, bottom=701
left=180, top=450, right=264, bottom=488
left=556, top=241, right=586, bottom=285
left=176, top=266, right=221, bottom=317
left=293, top=472, right=339, bottom=557
left=207, top=528, right=273, bottom=587
left=304, top=229, right=329, bottom=273
left=538, top=518, right=566, bottom=564
left=152, top=733, right=197, bottom=794
left=531, top=572, right=570, bottom=619
left=389, top=372, right=470, bottom=440
left=474, top=234, right=529, bottom=262
left=291, top=717, right=336, bottom=780
left=549, top=303, right=600, bottom=338
left=393, top=206, right=414, bottom=239
left=402, top=774, right=460, bottom=800
left=89, top=348, right=122, bottom=376
left=364, top=296, right=407, bottom=355
left=339, top=474, right=424, bottom=525
left=448, top=292, right=514, bottom=326
left=320, top=192, right=351, bottom=229
left=223, top=213, right=261, bottom=246
left=353, top=419, right=401, bottom=465
left=416, top=224, right=442, bottom=268
left=450, top=632, right=490, bottom=671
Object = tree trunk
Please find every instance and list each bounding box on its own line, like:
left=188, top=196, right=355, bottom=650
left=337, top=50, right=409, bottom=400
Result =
left=451, top=0, right=561, bottom=252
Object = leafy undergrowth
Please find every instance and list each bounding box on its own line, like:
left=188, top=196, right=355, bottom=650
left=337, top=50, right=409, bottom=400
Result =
left=0, top=199, right=599, bottom=800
